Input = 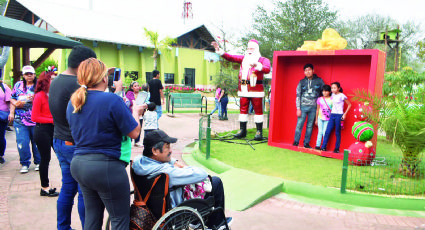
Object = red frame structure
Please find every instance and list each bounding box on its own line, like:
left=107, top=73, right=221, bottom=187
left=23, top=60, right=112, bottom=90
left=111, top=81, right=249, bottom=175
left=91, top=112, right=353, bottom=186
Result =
left=268, top=50, right=386, bottom=159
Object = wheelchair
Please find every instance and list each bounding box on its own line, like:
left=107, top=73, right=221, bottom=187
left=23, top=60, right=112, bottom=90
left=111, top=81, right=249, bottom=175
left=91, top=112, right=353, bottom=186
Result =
left=105, top=164, right=230, bottom=230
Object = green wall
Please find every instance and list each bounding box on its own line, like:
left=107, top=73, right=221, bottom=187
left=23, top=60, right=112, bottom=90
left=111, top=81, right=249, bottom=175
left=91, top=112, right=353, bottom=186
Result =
left=80, top=40, right=221, bottom=88
left=2, top=40, right=222, bottom=89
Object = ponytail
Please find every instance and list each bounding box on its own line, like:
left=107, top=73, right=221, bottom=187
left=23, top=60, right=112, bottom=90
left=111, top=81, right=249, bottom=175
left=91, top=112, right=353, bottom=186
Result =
left=70, top=86, right=88, bottom=113
left=70, top=58, right=107, bottom=113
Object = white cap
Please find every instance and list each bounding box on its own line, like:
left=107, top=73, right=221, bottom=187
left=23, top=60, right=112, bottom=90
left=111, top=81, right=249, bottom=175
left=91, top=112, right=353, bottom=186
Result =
left=22, top=65, right=35, bottom=74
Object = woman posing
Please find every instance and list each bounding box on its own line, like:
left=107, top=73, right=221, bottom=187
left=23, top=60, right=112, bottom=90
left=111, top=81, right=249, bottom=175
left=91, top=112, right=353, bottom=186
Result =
left=68, top=58, right=145, bottom=229
left=10, top=65, right=40, bottom=173
left=32, top=70, right=59, bottom=197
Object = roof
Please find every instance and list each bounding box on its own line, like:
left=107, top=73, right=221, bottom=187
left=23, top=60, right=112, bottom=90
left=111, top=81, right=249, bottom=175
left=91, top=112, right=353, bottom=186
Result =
left=0, top=15, right=82, bottom=48
left=176, top=24, right=217, bottom=51
left=4, top=0, right=218, bottom=49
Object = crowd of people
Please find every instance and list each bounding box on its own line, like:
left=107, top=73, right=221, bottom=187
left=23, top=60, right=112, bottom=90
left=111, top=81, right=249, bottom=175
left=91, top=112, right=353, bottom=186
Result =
left=0, top=45, right=232, bottom=230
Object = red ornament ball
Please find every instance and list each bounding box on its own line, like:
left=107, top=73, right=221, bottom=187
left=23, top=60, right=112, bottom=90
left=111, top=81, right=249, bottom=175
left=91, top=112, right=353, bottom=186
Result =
left=348, top=142, right=375, bottom=166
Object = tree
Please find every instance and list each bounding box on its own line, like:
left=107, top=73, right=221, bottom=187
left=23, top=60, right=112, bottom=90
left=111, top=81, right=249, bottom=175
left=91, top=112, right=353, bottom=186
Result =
left=417, top=39, right=425, bottom=63
left=335, top=14, right=421, bottom=72
left=352, top=67, right=425, bottom=177
left=241, top=0, right=337, bottom=61
left=0, top=0, right=7, bottom=14
left=143, top=28, right=177, bottom=70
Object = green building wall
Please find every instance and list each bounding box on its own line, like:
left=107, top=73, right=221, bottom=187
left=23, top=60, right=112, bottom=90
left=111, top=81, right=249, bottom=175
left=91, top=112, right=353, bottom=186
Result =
left=2, top=40, right=222, bottom=89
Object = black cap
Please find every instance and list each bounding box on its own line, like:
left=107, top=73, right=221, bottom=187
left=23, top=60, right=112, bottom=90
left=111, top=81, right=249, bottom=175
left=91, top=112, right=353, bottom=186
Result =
left=143, top=130, right=178, bottom=147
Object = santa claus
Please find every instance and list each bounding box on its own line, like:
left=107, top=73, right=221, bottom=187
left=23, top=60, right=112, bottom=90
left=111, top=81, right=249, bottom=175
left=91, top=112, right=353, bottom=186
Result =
left=212, top=40, right=271, bottom=140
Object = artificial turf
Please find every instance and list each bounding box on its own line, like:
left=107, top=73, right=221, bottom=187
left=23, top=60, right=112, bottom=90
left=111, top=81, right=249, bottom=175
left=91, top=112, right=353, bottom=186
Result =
left=209, top=129, right=406, bottom=189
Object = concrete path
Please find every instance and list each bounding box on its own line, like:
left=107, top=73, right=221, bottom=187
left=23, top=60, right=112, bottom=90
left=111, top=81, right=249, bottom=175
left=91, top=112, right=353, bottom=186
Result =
left=0, top=113, right=424, bottom=229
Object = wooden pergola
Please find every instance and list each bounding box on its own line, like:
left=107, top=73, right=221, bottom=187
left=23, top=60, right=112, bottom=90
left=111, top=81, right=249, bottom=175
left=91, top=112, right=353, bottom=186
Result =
left=0, top=15, right=81, bottom=85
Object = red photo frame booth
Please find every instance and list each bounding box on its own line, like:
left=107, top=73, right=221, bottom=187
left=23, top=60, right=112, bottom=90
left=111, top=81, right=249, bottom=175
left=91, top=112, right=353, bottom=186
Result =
left=268, top=50, right=386, bottom=159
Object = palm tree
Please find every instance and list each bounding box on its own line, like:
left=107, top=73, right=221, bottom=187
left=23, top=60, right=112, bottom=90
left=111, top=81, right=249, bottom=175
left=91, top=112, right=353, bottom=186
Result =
left=144, top=28, right=177, bottom=70
left=352, top=68, right=425, bottom=177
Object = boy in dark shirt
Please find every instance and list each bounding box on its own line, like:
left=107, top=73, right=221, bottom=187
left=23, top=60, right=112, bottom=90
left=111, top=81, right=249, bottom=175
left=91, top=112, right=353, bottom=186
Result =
left=49, top=45, right=96, bottom=230
left=148, top=70, right=164, bottom=120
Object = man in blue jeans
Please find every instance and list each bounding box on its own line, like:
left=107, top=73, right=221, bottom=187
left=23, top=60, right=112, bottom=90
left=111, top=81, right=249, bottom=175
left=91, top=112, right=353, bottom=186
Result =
left=49, top=45, right=97, bottom=230
left=293, top=64, right=325, bottom=148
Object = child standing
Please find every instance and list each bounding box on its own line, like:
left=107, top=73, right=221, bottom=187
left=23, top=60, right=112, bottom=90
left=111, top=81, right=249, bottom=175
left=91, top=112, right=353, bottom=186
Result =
left=315, top=85, right=332, bottom=150
left=143, top=102, right=158, bottom=138
left=320, top=82, right=351, bottom=153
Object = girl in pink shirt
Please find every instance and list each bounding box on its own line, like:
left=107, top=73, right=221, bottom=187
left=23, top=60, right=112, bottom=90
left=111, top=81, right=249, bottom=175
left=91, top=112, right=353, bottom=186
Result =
left=315, top=85, right=332, bottom=149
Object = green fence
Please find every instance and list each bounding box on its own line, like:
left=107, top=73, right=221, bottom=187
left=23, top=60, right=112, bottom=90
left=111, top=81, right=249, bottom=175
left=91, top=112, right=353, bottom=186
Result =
left=341, top=151, right=425, bottom=198
left=198, top=115, right=211, bottom=159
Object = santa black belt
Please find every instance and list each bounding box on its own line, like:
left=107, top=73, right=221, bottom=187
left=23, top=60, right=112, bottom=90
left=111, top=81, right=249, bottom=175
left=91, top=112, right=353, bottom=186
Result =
left=240, top=80, right=263, bottom=85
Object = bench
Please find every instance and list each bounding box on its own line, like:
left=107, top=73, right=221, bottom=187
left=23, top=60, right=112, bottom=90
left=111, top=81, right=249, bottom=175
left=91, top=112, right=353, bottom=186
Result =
left=167, top=93, right=207, bottom=115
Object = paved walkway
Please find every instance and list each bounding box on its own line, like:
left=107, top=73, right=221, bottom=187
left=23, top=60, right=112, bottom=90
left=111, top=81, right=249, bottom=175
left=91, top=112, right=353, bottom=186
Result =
left=0, top=113, right=424, bottom=229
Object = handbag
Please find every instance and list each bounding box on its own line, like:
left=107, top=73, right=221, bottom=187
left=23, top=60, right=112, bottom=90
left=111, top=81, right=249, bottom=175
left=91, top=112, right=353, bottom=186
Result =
left=129, top=169, right=160, bottom=230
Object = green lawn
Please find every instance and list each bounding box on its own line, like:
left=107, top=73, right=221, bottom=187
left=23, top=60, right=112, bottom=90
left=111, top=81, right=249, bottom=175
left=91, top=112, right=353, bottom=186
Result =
left=208, top=129, right=425, bottom=195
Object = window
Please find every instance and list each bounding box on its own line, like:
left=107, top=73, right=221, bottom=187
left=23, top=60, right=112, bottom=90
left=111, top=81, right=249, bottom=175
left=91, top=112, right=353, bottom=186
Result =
left=164, top=73, right=175, bottom=84
left=146, top=72, right=153, bottom=82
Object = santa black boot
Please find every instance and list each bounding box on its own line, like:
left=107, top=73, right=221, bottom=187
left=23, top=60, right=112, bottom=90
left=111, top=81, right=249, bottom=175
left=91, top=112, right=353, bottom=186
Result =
left=254, top=122, right=263, bottom=141
left=234, top=122, right=247, bottom=138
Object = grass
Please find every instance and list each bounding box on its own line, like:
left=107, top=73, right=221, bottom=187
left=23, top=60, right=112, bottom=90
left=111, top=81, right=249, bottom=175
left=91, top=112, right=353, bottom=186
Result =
left=207, top=129, right=425, bottom=196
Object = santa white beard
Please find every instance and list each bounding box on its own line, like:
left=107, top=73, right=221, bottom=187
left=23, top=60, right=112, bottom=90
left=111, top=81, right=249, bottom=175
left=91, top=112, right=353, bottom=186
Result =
left=241, top=52, right=261, bottom=80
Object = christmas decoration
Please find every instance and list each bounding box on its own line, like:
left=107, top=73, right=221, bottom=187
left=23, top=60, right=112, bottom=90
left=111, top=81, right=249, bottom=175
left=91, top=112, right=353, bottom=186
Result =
left=348, top=141, right=375, bottom=166
left=352, top=121, right=374, bottom=142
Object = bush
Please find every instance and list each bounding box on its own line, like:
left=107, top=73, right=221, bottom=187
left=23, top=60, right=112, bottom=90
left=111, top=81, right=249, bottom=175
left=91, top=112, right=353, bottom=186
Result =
left=35, top=58, right=58, bottom=76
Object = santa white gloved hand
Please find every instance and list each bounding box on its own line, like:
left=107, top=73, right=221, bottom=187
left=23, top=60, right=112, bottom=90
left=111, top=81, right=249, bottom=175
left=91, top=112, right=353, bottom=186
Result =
left=250, top=62, right=263, bottom=87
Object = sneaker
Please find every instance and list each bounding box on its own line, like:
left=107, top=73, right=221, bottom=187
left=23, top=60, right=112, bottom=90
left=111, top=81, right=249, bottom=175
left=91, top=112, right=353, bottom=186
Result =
left=20, top=166, right=29, bottom=173
left=0, top=156, right=5, bottom=164
left=216, top=217, right=233, bottom=230
left=34, top=164, right=40, bottom=171
left=6, top=126, right=12, bottom=132
left=303, top=143, right=312, bottom=149
left=205, top=217, right=233, bottom=230
left=40, top=188, right=60, bottom=197
left=315, top=146, right=321, bottom=150
left=333, top=149, right=340, bottom=153
left=226, top=217, right=233, bottom=226
left=292, top=141, right=299, bottom=146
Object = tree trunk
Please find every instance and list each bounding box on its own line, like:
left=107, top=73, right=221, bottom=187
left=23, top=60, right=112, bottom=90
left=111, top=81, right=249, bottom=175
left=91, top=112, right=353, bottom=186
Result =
left=153, top=49, right=158, bottom=70
left=399, top=154, right=421, bottom=177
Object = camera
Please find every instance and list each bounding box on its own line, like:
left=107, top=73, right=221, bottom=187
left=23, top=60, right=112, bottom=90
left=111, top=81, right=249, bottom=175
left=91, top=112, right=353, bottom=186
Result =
left=114, top=68, right=121, bottom=81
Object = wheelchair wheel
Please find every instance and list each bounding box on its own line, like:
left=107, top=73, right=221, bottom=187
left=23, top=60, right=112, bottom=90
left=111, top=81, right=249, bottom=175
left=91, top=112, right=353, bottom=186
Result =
left=153, top=206, right=206, bottom=230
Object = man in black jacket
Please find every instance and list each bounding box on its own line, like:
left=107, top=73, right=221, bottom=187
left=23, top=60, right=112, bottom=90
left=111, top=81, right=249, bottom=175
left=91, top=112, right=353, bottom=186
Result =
left=293, top=64, right=325, bottom=148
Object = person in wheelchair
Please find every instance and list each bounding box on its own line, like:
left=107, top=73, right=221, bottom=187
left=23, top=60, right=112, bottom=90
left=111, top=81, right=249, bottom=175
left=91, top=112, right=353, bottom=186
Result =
left=132, top=129, right=232, bottom=229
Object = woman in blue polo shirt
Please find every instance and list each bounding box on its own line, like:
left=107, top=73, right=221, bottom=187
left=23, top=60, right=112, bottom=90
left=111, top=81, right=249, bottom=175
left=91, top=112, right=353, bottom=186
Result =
left=67, top=58, right=145, bottom=230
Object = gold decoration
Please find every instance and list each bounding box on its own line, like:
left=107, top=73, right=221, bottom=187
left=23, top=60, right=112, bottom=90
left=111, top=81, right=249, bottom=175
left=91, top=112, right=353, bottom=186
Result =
left=297, top=28, right=347, bottom=51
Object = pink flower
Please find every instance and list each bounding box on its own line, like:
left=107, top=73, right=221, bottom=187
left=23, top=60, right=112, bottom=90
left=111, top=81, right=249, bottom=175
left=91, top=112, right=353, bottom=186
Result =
left=179, top=87, right=183, bottom=90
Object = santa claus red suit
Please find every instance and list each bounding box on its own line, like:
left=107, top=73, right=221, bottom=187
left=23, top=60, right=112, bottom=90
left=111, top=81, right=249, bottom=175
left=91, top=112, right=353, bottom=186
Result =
left=214, top=39, right=271, bottom=140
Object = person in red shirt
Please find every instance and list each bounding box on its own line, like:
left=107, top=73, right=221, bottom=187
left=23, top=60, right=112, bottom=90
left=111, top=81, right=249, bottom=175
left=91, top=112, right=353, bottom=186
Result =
left=32, top=70, right=59, bottom=197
